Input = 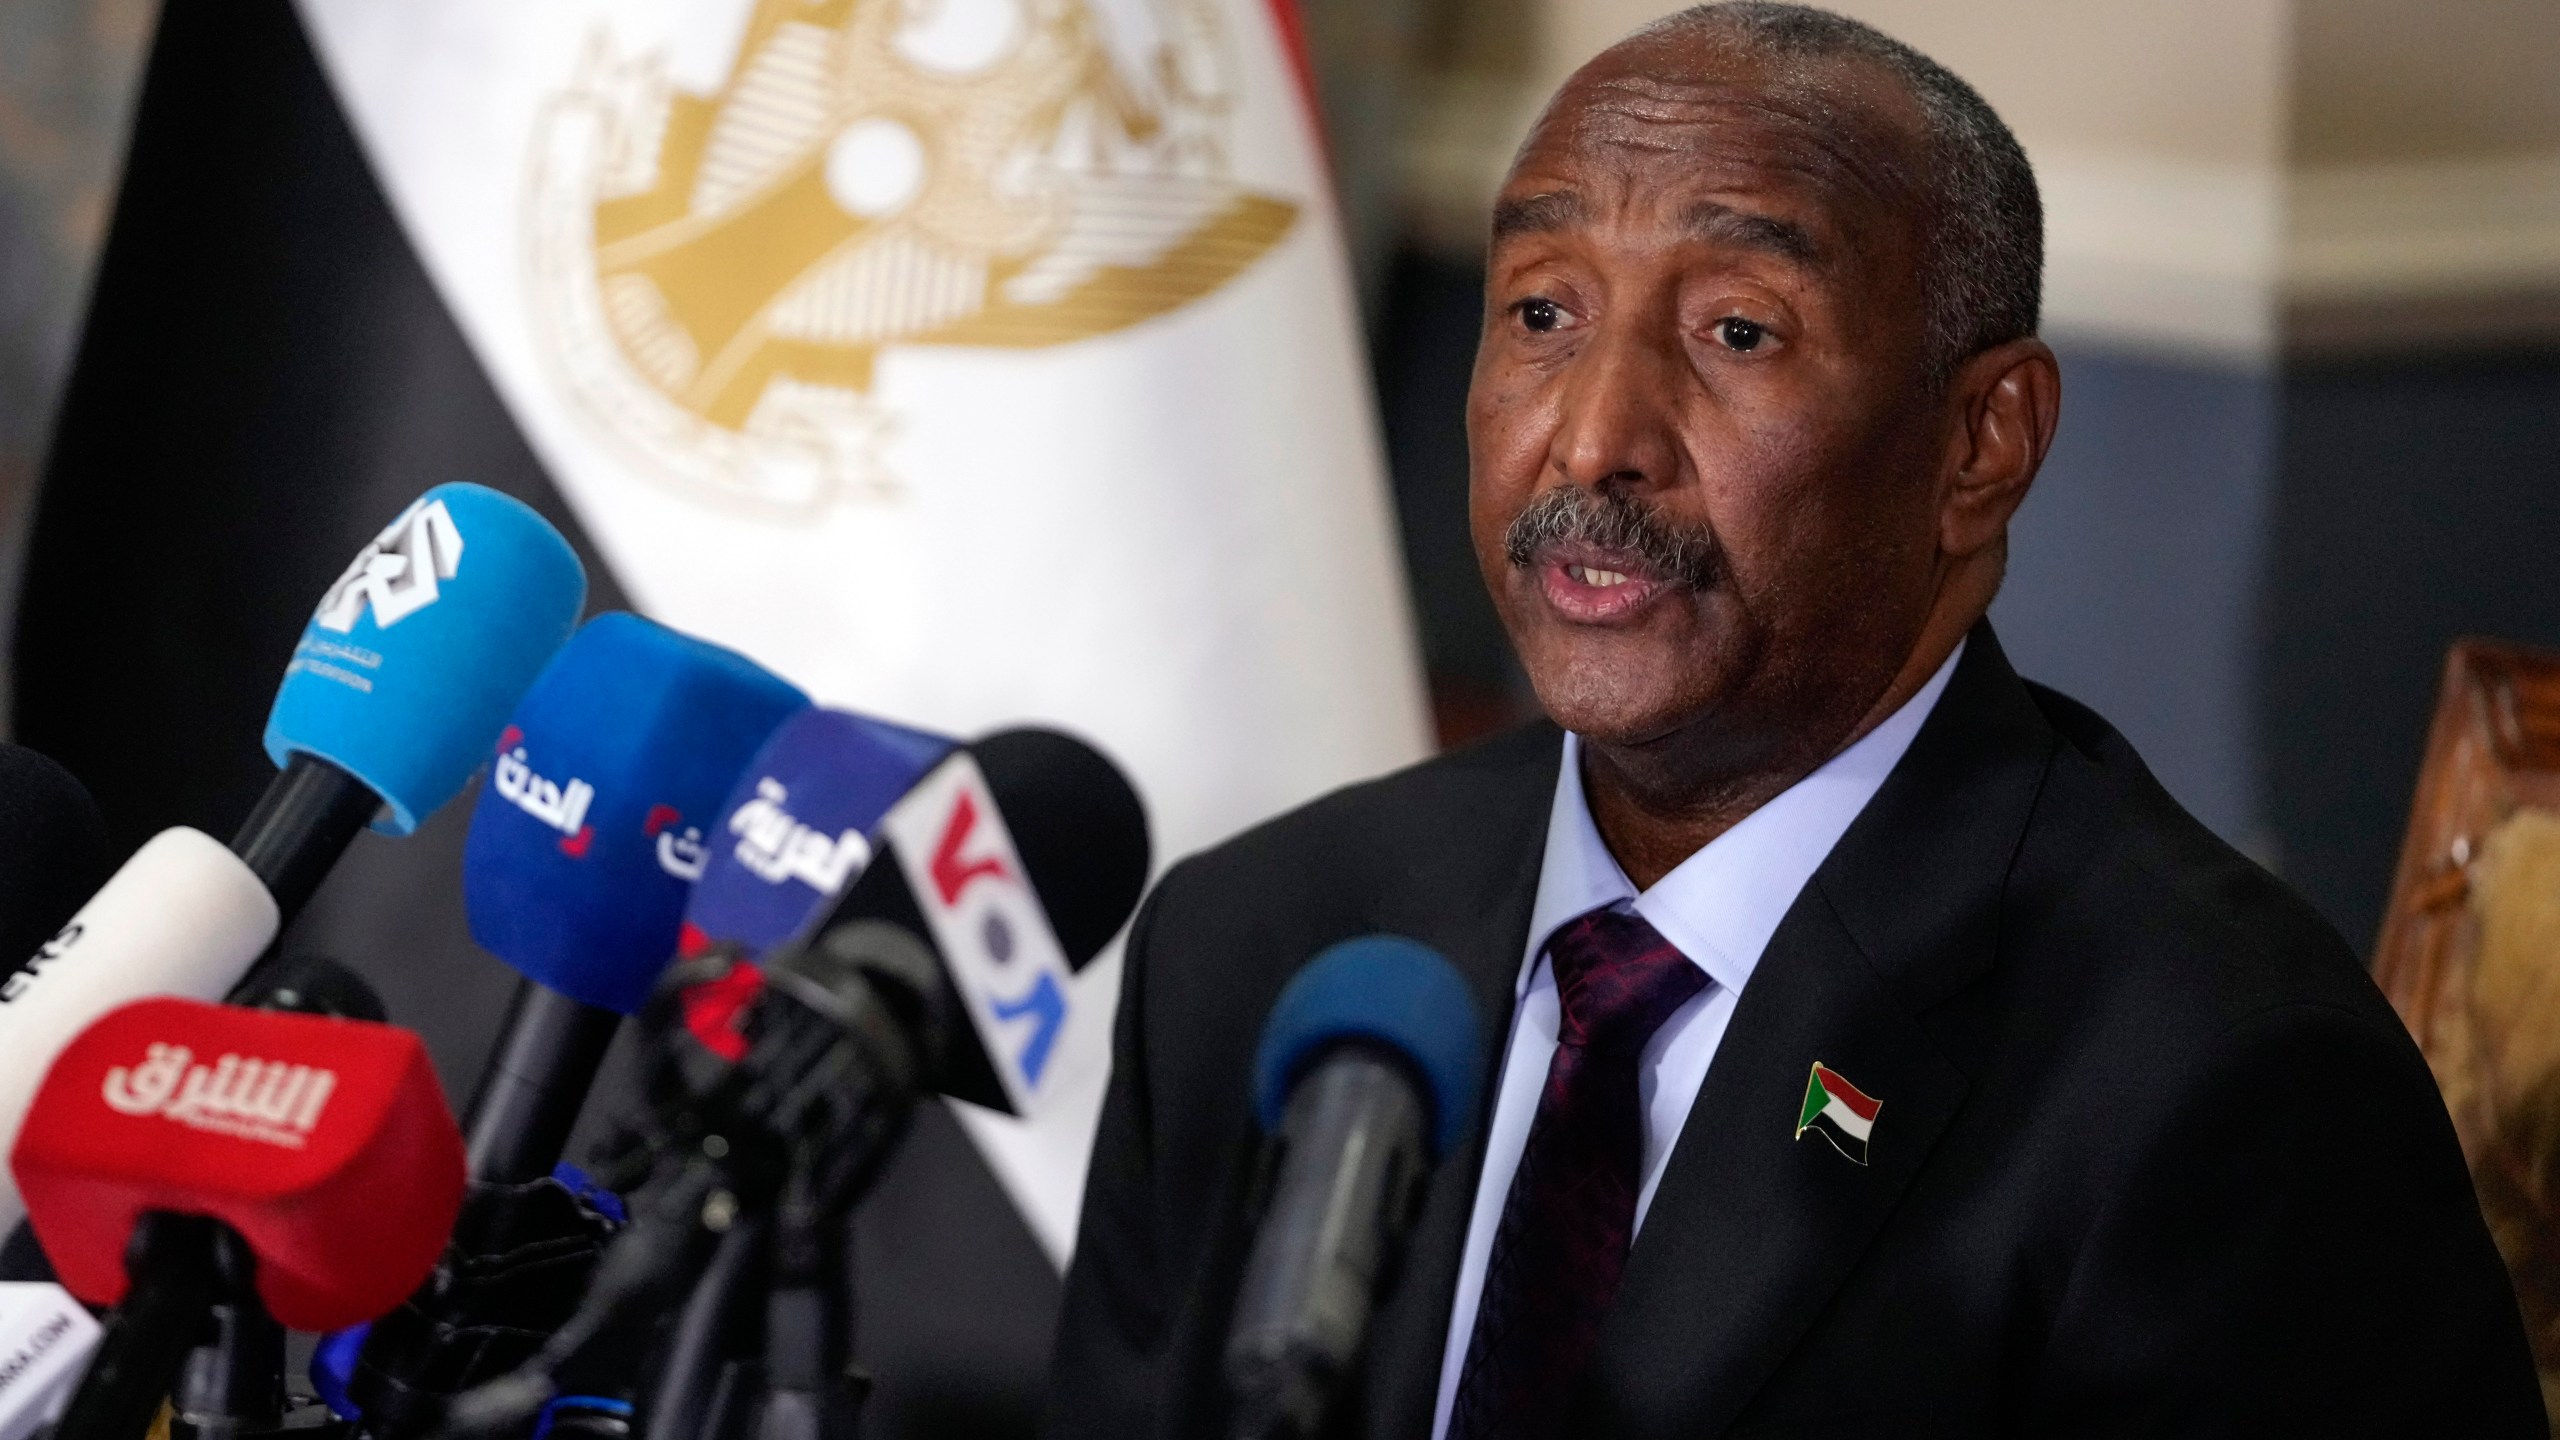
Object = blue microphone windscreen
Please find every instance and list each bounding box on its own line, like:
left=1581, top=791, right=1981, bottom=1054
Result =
left=462, top=612, right=809, bottom=1013
left=683, top=707, right=953, bottom=961
left=1251, top=936, right=1487, bottom=1159
left=264, top=484, right=586, bottom=834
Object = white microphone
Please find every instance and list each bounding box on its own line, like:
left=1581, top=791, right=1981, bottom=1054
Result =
left=0, top=1282, right=102, bottom=1440
left=0, top=828, right=277, bottom=1234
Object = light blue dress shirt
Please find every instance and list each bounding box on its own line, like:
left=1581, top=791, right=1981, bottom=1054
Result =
left=1428, top=643, right=1964, bottom=1438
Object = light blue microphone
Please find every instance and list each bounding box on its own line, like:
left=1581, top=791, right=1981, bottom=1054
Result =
left=237, top=482, right=586, bottom=929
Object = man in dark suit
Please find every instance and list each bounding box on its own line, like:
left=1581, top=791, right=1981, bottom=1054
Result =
left=1044, top=4, right=2543, bottom=1436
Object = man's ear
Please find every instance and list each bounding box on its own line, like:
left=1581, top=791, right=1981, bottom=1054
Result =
left=1939, top=337, right=2060, bottom=559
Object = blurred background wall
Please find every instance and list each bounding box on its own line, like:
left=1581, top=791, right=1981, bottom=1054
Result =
left=1330, top=0, right=2560, bottom=947
left=0, top=0, right=154, bottom=726
left=3, top=0, right=2557, bottom=948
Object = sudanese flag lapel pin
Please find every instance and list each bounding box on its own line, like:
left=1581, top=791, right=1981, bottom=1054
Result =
left=1795, top=1061, right=1880, bottom=1165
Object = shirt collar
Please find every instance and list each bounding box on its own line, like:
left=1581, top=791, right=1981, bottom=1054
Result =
left=1521, top=639, right=1967, bottom=998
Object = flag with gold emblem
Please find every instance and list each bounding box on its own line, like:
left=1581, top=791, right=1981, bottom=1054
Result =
left=24, top=0, right=1419, bottom=1426
left=277, top=0, right=1430, bottom=1267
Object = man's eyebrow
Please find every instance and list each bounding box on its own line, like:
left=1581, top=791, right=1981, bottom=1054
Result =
left=1684, top=201, right=1823, bottom=265
left=1490, top=191, right=1584, bottom=240
left=1490, top=191, right=1825, bottom=266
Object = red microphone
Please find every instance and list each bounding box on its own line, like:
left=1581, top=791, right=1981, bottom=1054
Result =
left=10, top=999, right=465, bottom=1440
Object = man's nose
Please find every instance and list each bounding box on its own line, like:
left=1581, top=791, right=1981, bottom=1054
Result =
left=1546, top=320, right=1684, bottom=495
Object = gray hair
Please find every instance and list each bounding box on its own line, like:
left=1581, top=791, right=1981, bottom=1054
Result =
left=1634, top=3, right=2043, bottom=386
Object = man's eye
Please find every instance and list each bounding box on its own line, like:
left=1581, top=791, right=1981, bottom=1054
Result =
left=1715, top=316, right=1766, bottom=352
left=1516, top=298, right=1564, bottom=333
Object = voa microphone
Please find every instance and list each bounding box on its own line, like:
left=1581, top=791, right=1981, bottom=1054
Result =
left=0, top=484, right=582, bottom=1236
left=449, top=727, right=1151, bottom=1431
left=11, top=998, right=466, bottom=1440
left=1225, top=937, right=1489, bottom=1440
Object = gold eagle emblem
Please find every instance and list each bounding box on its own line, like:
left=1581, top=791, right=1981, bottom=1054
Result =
left=530, top=0, right=1300, bottom=511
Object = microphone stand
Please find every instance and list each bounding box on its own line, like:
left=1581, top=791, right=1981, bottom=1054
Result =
left=643, top=1216, right=766, bottom=1440
left=168, top=1234, right=285, bottom=1440
left=54, top=1213, right=231, bottom=1440
left=56, top=1216, right=349, bottom=1440
left=643, top=1155, right=872, bottom=1440
left=447, top=929, right=938, bottom=1437
left=751, top=1146, right=860, bottom=1440
left=180, top=955, right=386, bottom=1440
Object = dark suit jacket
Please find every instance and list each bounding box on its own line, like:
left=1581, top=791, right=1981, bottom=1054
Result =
left=1043, top=628, right=2542, bottom=1438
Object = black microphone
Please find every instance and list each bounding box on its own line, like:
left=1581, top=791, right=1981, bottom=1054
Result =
left=447, top=727, right=1150, bottom=1432
left=1225, top=937, right=1489, bottom=1440
left=0, top=747, right=111, bottom=1289
left=0, top=745, right=109, bottom=977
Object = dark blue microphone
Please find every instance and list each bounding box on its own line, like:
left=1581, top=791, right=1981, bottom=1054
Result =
left=443, top=729, right=1154, bottom=1435
left=456, top=610, right=810, bottom=1181
left=1226, top=937, right=1489, bottom=1440
left=560, top=706, right=951, bottom=1436
left=347, top=613, right=806, bottom=1440
left=680, top=706, right=953, bottom=963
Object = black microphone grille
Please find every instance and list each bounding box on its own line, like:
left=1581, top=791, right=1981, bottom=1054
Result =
left=970, top=727, right=1151, bottom=971
left=0, top=743, right=110, bottom=963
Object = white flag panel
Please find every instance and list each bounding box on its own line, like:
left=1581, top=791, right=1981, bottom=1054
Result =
left=292, top=0, right=1432, bottom=1263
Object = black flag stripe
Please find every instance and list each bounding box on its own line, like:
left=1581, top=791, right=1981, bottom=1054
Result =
left=12, top=3, right=1056, bottom=1431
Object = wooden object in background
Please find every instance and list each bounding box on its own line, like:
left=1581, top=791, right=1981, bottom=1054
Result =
left=2374, top=638, right=2560, bottom=1431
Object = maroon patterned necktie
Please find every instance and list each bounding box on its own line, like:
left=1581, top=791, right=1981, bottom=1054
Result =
left=1445, top=907, right=1708, bottom=1440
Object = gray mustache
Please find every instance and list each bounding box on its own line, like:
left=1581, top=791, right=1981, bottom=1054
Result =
left=1502, top=486, right=1720, bottom=590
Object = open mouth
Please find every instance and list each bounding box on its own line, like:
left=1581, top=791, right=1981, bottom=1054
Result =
left=1502, top=486, right=1718, bottom=628
left=1535, top=544, right=1678, bottom=624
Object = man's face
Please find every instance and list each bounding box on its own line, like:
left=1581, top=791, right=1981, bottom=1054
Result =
left=1470, top=38, right=1955, bottom=772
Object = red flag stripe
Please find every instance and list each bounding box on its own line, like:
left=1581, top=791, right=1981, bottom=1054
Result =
left=1264, top=0, right=1329, bottom=155
left=1813, top=1063, right=1880, bottom=1121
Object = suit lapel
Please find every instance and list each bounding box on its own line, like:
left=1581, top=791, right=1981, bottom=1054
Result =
left=1588, top=625, right=2058, bottom=1437
left=1589, top=889, right=1971, bottom=1436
